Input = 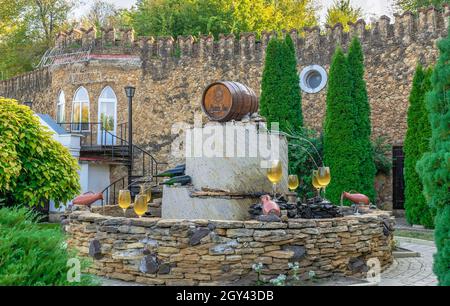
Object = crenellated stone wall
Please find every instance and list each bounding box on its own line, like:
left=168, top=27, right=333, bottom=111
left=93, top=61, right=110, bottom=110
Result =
left=66, top=207, right=395, bottom=285
left=1, top=5, right=449, bottom=206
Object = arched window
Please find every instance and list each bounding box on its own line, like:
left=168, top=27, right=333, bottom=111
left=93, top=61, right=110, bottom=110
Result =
left=98, top=86, right=117, bottom=145
left=72, top=87, right=90, bottom=131
left=57, top=91, right=65, bottom=123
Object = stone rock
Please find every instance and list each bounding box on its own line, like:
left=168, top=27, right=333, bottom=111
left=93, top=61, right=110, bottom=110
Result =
left=139, top=254, right=160, bottom=274
left=257, top=214, right=281, bottom=222
left=282, top=245, right=306, bottom=261
left=89, top=239, right=103, bottom=260
left=209, top=240, right=239, bottom=255
left=158, top=263, right=172, bottom=275
left=189, top=227, right=211, bottom=246
left=226, top=228, right=254, bottom=238
left=348, top=257, right=368, bottom=273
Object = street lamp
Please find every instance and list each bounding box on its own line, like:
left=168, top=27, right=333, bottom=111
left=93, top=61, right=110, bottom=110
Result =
left=23, top=101, right=33, bottom=109
left=124, top=86, right=136, bottom=187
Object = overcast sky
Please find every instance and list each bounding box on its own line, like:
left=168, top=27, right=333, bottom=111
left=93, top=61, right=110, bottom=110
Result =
left=73, top=0, right=395, bottom=22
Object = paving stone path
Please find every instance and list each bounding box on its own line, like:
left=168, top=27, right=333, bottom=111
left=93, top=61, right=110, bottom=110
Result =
left=379, top=237, right=437, bottom=286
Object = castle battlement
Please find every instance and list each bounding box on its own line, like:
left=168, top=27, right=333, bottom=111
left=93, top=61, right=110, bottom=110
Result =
left=51, top=5, right=448, bottom=61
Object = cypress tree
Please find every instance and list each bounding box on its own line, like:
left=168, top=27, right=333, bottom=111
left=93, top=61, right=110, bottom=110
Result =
left=260, top=36, right=303, bottom=132
left=347, top=37, right=376, bottom=202
left=416, top=27, right=450, bottom=286
left=323, top=47, right=359, bottom=204
left=404, top=65, right=434, bottom=228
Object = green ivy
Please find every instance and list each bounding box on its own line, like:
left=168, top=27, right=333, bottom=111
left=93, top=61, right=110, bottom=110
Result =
left=0, top=98, right=80, bottom=207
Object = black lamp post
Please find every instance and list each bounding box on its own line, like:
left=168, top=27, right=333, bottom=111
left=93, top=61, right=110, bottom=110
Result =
left=125, top=86, right=136, bottom=187
left=23, top=101, right=33, bottom=109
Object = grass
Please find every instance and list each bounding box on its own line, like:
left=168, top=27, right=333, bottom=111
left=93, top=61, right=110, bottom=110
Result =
left=395, top=230, right=435, bottom=241
left=37, top=223, right=61, bottom=230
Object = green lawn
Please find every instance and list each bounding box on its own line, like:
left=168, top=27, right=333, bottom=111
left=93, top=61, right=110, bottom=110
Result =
left=395, top=230, right=435, bottom=241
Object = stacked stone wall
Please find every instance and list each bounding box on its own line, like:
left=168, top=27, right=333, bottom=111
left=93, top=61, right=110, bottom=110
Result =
left=66, top=208, right=394, bottom=285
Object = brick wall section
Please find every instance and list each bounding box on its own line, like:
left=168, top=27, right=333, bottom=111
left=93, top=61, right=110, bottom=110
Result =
left=66, top=208, right=394, bottom=285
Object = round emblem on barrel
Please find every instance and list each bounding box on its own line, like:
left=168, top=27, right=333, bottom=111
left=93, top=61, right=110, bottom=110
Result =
left=201, top=81, right=259, bottom=122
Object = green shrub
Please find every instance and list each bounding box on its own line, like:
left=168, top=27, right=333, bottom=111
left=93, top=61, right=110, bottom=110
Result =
left=287, top=126, right=323, bottom=200
left=372, top=136, right=392, bottom=175
left=0, top=207, right=96, bottom=285
left=0, top=98, right=80, bottom=207
left=416, top=27, right=450, bottom=286
left=404, top=65, right=434, bottom=228
left=323, top=47, right=360, bottom=205
left=347, top=37, right=376, bottom=202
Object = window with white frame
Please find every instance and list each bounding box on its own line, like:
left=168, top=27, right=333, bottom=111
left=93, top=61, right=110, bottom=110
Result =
left=72, top=87, right=90, bottom=131
left=98, top=86, right=117, bottom=145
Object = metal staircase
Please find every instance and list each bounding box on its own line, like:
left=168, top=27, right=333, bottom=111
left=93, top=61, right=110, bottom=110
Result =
left=59, top=121, right=167, bottom=205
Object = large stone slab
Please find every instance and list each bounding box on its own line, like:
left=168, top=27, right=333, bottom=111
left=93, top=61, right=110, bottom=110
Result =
left=162, top=185, right=255, bottom=220
left=184, top=122, right=289, bottom=194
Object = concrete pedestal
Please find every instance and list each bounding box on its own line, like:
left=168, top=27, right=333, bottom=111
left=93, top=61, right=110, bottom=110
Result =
left=162, top=186, right=255, bottom=220
left=162, top=121, right=289, bottom=220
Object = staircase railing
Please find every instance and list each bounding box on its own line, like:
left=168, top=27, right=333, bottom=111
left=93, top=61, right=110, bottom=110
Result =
left=99, top=130, right=167, bottom=206
left=59, top=121, right=167, bottom=206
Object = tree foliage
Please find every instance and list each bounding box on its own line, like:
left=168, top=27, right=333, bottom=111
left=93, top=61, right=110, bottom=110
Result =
left=323, top=47, right=360, bottom=205
left=130, top=0, right=318, bottom=38
left=0, top=0, right=77, bottom=80
left=347, top=37, right=376, bottom=202
left=0, top=207, right=96, bottom=285
left=0, top=98, right=80, bottom=207
left=416, top=27, right=450, bottom=286
left=260, top=36, right=303, bottom=132
left=404, top=65, right=434, bottom=228
left=394, top=0, right=449, bottom=13
left=325, top=0, right=363, bottom=31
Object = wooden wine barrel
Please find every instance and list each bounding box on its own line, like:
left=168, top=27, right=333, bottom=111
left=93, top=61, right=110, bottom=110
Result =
left=201, top=81, right=259, bottom=122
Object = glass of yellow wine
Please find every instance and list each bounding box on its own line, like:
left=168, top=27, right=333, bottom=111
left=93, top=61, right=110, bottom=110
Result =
left=312, top=170, right=322, bottom=198
left=267, top=160, right=282, bottom=199
left=134, top=194, right=148, bottom=218
left=288, top=174, right=299, bottom=192
left=317, top=166, right=331, bottom=201
left=118, top=189, right=131, bottom=217
left=140, top=185, right=152, bottom=203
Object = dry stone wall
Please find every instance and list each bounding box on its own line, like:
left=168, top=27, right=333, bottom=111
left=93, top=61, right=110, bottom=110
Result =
left=66, top=208, right=394, bottom=285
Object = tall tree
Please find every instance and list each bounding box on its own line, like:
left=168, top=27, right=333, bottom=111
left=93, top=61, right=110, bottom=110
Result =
left=347, top=37, right=376, bottom=202
left=260, top=36, right=303, bottom=132
left=404, top=65, right=434, bottom=228
left=84, top=0, right=117, bottom=29
left=0, top=0, right=77, bottom=79
left=323, top=47, right=359, bottom=204
left=395, top=0, right=448, bottom=13
left=416, top=25, right=450, bottom=286
left=325, top=0, right=363, bottom=31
